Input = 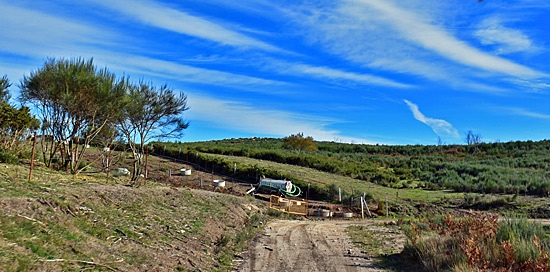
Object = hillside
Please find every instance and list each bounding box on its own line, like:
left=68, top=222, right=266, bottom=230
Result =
left=0, top=162, right=267, bottom=271
left=156, top=138, right=550, bottom=217
left=161, top=138, right=550, bottom=195
left=3, top=137, right=550, bottom=271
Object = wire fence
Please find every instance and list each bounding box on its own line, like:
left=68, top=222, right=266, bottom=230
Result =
left=7, top=140, right=259, bottom=197
left=4, top=140, right=393, bottom=219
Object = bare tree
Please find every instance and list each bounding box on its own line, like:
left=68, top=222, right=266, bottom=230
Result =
left=465, top=130, right=482, bottom=154
left=465, top=130, right=482, bottom=145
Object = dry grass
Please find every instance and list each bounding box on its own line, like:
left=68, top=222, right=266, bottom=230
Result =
left=0, top=162, right=267, bottom=271
left=402, top=212, right=550, bottom=271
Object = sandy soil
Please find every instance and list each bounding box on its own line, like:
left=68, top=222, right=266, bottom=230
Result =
left=236, top=220, right=401, bottom=272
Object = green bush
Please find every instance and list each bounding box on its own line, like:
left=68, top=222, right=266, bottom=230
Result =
left=0, top=150, right=18, bottom=164
left=404, top=213, right=550, bottom=271
left=497, top=216, right=549, bottom=263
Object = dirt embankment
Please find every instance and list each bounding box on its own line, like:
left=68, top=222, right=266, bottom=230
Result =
left=0, top=178, right=266, bottom=271
left=236, top=220, right=404, bottom=272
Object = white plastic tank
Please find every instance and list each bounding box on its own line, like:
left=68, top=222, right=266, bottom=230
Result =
left=260, top=178, right=292, bottom=192
left=213, top=179, right=225, bottom=188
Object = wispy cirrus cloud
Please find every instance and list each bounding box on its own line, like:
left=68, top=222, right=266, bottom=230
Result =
left=404, top=100, right=459, bottom=139
left=187, top=93, right=376, bottom=143
left=497, top=107, right=550, bottom=119
left=0, top=1, right=115, bottom=56
left=266, top=60, right=413, bottom=88
left=94, top=53, right=288, bottom=91
left=0, top=2, right=288, bottom=92
left=91, top=0, right=284, bottom=52
left=290, top=0, right=545, bottom=86
left=475, top=17, right=536, bottom=55
left=350, top=0, right=543, bottom=78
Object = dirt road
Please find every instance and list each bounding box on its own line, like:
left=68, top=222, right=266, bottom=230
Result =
left=236, top=220, right=401, bottom=272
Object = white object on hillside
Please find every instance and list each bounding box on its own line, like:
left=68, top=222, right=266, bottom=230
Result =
left=116, top=168, right=130, bottom=176
left=180, top=169, right=192, bottom=176
left=213, top=179, right=225, bottom=188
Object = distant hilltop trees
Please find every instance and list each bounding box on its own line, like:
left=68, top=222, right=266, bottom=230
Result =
left=283, top=133, right=318, bottom=153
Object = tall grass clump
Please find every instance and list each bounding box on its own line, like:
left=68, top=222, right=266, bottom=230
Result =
left=497, top=216, right=549, bottom=264
left=403, top=212, right=550, bottom=271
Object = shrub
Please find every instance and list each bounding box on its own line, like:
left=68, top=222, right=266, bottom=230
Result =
left=403, top=213, right=550, bottom=271
left=0, top=150, right=18, bottom=164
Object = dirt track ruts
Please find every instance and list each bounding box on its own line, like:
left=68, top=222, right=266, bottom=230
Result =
left=236, top=220, right=388, bottom=272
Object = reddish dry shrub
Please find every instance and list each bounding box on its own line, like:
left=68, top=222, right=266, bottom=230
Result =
left=406, top=212, right=550, bottom=271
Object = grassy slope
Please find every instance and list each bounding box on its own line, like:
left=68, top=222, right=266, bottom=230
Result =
left=204, top=153, right=550, bottom=218
left=0, top=163, right=267, bottom=272
left=208, top=153, right=453, bottom=201
left=179, top=138, right=550, bottom=196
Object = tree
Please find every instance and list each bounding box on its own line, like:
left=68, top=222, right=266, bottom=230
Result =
left=437, top=136, right=444, bottom=146
left=465, top=130, right=482, bottom=145
left=465, top=130, right=482, bottom=154
left=117, top=81, right=189, bottom=185
left=20, top=58, right=125, bottom=173
left=0, top=75, right=11, bottom=102
left=283, top=133, right=318, bottom=153
left=0, top=75, right=39, bottom=152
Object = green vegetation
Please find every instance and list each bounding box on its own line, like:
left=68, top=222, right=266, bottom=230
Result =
left=20, top=58, right=125, bottom=173
left=283, top=132, right=317, bottom=152
left=164, top=137, right=550, bottom=196
left=402, top=213, right=550, bottom=271
left=0, top=75, right=39, bottom=163
left=117, top=81, right=189, bottom=185
left=0, top=58, right=189, bottom=187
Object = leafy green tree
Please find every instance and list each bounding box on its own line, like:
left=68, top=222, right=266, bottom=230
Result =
left=0, top=75, right=11, bottom=102
left=283, top=133, right=318, bottom=153
left=0, top=75, right=39, bottom=153
left=20, top=58, right=125, bottom=173
left=117, top=81, right=189, bottom=185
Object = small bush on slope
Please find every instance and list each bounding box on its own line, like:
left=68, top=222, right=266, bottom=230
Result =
left=403, top=212, right=549, bottom=271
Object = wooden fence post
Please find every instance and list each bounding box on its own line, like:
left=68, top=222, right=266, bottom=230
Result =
left=385, top=196, right=389, bottom=218
left=145, top=146, right=149, bottom=181
left=28, top=132, right=36, bottom=182
left=106, top=144, right=112, bottom=183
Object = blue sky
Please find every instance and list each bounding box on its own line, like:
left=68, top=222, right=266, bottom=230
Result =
left=1, top=0, right=549, bottom=145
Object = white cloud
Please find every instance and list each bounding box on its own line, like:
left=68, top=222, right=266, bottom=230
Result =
left=498, top=107, right=550, bottom=119
left=475, top=17, right=535, bottom=55
left=290, top=0, right=545, bottom=84
left=404, top=100, right=459, bottom=139
left=93, top=52, right=287, bottom=91
left=265, top=60, right=412, bottom=88
left=0, top=1, right=114, bottom=57
left=351, top=0, right=543, bottom=78
left=509, top=79, right=550, bottom=93
left=91, top=0, right=284, bottom=52
left=0, top=2, right=289, bottom=92
left=187, top=93, right=375, bottom=143
left=290, top=64, right=412, bottom=88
